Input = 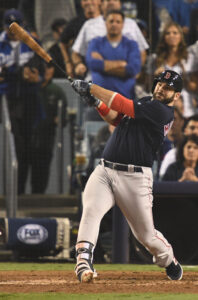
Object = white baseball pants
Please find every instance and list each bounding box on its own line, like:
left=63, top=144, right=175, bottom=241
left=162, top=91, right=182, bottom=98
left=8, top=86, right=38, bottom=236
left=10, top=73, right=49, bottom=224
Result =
left=77, top=162, right=174, bottom=267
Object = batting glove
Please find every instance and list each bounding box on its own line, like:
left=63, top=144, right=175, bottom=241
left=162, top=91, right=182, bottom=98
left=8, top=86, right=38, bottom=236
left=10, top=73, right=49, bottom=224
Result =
left=82, top=95, right=100, bottom=107
left=71, top=80, right=92, bottom=97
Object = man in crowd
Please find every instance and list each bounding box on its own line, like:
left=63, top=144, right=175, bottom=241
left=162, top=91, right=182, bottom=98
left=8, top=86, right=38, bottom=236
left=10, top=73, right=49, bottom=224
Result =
left=71, top=0, right=148, bottom=79
left=30, top=64, right=68, bottom=193
left=0, top=9, right=44, bottom=194
left=85, top=9, right=141, bottom=121
left=86, top=10, right=141, bottom=99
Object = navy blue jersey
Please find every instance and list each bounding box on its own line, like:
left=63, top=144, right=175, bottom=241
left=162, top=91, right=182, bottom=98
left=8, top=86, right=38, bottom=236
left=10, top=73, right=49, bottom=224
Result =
left=102, top=96, right=174, bottom=167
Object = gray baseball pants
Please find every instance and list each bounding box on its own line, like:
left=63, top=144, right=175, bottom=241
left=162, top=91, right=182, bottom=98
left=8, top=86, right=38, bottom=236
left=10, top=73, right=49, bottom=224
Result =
left=77, top=160, right=174, bottom=267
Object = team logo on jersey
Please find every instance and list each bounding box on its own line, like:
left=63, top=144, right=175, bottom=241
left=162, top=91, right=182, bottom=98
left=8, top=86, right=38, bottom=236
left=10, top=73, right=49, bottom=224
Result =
left=164, top=121, right=173, bottom=136
left=164, top=72, right=171, bottom=79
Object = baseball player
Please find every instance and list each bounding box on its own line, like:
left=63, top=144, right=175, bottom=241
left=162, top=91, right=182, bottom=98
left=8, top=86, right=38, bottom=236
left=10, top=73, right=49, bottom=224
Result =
left=71, top=70, right=183, bottom=283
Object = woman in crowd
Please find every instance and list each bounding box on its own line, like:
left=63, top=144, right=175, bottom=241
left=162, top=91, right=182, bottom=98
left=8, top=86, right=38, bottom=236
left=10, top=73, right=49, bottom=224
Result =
left=145, top=21, right=198, bottom=118
left=162, top=134, right=198, bottom=182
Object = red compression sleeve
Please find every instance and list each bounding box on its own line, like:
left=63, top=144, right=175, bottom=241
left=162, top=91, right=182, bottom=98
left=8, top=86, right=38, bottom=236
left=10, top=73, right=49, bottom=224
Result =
left=110, top=93, right=135, bottom=118
left=96, top=102, right=110, bottom=116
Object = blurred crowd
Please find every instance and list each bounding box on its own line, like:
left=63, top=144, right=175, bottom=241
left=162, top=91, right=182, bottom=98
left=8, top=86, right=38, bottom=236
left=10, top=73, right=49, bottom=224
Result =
left=1, top=0, right=198, bottom=195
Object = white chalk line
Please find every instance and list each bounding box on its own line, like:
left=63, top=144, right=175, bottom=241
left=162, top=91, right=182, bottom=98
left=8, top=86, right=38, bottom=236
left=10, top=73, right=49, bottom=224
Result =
left=0, top=279, right=195, bottom=286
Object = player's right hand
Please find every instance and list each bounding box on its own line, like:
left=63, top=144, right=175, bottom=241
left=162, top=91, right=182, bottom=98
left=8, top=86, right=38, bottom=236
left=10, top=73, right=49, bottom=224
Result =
left=81, top=95, right=100, bottom=107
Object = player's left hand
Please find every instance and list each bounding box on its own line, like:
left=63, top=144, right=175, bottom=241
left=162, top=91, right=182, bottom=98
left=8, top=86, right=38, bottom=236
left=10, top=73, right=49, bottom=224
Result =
left=71, top=80, right=92, bottom=96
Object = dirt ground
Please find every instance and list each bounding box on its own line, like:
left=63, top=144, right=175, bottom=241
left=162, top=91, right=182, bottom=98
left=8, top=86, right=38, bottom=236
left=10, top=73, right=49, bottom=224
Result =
left=0, top=270, right=197, bottom=293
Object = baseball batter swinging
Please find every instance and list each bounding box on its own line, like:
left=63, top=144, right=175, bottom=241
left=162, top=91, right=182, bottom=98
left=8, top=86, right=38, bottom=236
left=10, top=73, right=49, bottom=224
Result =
left=71, top=70, right=183, bottom=283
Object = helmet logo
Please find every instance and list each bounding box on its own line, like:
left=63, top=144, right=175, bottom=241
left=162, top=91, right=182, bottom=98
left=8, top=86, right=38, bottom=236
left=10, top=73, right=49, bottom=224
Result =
left=164, top=72, right=171, bottom=79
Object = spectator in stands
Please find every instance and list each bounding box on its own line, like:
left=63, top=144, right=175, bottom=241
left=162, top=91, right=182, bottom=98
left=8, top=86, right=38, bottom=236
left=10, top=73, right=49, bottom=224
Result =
left=159, top=114, right=198, bottom=179
left=47, top=18, right=68, bottom=78
left=85, top=9, right=141, bottom=121
left=31, top=64, right=68, bottom=193
left=71, top=0, right=149, bottom=80
left=18, top=0, right=77, bottom=49
left=0, top=9, right=45, bottom=194
left=60, top=0, right=102, bottom=78
left=86, top=10, right=141, bottom=99
left=145, top=22, right=198, bottom=118
left=162, top=134, right=198, bottom=182
left=0, top=0, right=20, bottom=32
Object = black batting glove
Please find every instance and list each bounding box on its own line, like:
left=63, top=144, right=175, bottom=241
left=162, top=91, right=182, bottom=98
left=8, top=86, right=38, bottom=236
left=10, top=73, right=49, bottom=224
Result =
left=81, top=95, right=100, bottom=107
left=71, top=79, right=92, bottom=97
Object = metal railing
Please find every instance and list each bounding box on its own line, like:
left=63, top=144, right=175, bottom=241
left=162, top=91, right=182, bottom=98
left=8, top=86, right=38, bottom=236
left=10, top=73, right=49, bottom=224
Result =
left=2, top=95, right=18, bottom=217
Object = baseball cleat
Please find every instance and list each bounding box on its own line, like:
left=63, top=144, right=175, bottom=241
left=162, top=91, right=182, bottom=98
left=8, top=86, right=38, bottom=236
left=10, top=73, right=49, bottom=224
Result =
left=75, top=259, right=96, bottom=283
left=166, top=259, right=183, bottom=280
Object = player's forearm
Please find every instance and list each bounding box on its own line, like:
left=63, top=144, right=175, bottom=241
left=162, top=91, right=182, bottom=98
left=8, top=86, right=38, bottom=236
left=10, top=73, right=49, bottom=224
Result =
left=90, top=84, right=115, bottom=107
left=96, top=102, right=118, bottom=124
left=90, top=84, right=135, bottom=119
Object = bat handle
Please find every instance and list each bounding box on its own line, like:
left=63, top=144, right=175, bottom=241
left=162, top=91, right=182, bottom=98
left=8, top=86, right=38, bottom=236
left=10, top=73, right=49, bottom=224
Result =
left=50, top=59, right=73, bottom=83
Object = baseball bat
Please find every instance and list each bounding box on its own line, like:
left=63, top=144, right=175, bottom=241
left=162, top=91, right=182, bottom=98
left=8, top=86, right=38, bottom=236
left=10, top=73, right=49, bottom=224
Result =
left=9, top=22, right=73, bottom=82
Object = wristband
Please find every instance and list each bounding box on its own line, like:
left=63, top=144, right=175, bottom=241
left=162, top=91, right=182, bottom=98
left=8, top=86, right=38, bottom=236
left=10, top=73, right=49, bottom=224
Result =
left=96, top=102, right=110, bottom=116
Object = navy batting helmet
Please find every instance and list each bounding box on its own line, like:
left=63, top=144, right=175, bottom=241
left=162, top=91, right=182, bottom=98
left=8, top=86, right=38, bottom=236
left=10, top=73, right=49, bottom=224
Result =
left=152, top=70, right=183, bottom=93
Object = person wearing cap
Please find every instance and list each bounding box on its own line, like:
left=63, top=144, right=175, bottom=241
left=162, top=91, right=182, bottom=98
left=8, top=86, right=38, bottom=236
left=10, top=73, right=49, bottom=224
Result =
left=0, top=8, right=45, bottom=194
left=70, top=70, right=184, bottom=283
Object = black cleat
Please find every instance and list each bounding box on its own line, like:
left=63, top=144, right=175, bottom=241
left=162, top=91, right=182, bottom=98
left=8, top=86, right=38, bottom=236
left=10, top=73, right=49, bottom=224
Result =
left=166, top=260, right=183, bottom=280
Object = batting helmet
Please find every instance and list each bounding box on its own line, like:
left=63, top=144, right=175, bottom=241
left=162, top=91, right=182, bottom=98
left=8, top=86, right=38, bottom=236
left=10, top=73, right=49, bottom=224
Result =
left=152, top=70, right=183, bottom=93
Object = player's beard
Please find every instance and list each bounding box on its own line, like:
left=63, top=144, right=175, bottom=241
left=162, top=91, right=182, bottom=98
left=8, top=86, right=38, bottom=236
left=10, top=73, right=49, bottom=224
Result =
left=153, top=92, right=175, bottom=105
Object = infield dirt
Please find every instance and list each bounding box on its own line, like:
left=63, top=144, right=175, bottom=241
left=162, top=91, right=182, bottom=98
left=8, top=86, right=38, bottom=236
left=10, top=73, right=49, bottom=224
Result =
left=0, top=270, right=197, bottom=293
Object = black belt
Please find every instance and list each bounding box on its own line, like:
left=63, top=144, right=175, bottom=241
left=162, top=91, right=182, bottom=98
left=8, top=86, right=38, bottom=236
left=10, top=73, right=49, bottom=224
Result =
left=100, top=160, right=143, bottom=173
